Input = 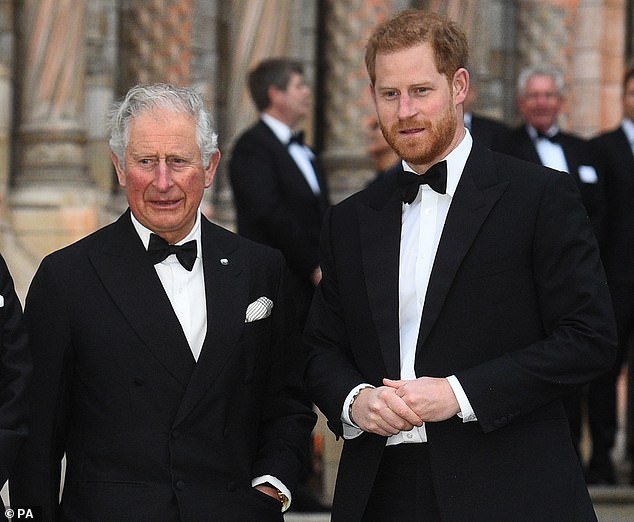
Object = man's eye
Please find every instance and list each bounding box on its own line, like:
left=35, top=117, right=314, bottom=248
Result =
left=139, top=158, right=156, bottom=167
left=167, top=158, right=190, bottom=170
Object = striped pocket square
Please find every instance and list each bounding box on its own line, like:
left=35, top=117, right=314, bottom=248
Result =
left=245, top=296, right=274, bottom=323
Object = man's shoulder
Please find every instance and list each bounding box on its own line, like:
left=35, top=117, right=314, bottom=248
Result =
left=233, top=120, right=276, bottom=146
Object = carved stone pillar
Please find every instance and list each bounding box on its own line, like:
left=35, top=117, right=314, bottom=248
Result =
left=119, top=0, right=194, bottom=90
left=85, top=0, right=118, bottom=191
left=9, top=0, right=102, bottom=264
left=319, top=0, right=408, bottom=204
left=13, top=0, right=91, bottom=191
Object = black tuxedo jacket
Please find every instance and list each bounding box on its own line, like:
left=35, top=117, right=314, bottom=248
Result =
left=10, top=211, right=316, bottom=521
left=304, top=145, right=616, bottom=522
left=494, top=125, right=606, bottom=247
left=468, top=113, right=509, bottom=150
left=591, top=126, right=634, bottom=284
left=0, top=255, right=30, bottom=495
left=229, top=120, right=330, bottom=282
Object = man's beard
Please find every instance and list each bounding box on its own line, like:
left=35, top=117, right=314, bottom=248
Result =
left=380, top=103, right=457, bottom=169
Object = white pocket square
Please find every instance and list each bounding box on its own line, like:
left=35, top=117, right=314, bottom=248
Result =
left=578, top=165, right=598, bottom=184
left=245, top=296, right=274, bottom=323
left=0, top=295, right=4, bottom=307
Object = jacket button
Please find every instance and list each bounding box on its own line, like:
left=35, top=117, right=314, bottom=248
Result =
left=134, top=376, right=145, bottom=386
left=175, top=480, right=185, bottom=491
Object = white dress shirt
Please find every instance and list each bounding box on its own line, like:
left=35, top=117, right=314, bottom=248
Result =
left=528, top=125, right=569, bottom=173
left=131, top=212, right=207, bottom=361
left=342, top=130, right=477, bottom=443
left=261, top=113, right=321, bottom=194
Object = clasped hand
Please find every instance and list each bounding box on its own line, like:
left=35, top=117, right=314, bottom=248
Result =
left=351, top=377, right=460, bottom=437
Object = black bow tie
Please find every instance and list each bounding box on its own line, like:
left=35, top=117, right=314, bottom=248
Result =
left=288, top=131, right=305, bottom=146
left=148, top=233, right=197, bottom=271
left=536, top=130, right=561, bottom=143
left=398, top=161, right=447, bottom=203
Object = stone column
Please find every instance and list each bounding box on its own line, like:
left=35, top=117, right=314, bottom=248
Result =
left=595, top=0, right=627, bottom=131
left=319, top=0, right=409, bottom=204
left=11, top=0, right=101, bottom=262
left=119, top=0, right=194, bottom=90
left=85, top=0, right=118, bottom=192
left=13, top=0, right=90, bottom=191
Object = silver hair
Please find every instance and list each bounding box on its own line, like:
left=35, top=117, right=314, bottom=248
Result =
left=516, top=64, right=565, bottom=95
left=107, top=83, right=219, bottom=168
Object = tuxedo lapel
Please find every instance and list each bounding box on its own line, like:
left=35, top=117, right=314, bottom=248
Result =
left=416, top=147, right=509, bottom=353
left=358, top=180, right=403, bottom=379
left=174, top=218, right=247, bottom=426
left=88, top=211, right=195, bottom=389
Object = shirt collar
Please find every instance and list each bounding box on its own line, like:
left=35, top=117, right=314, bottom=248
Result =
left=621, top=118, right=634, bottom=144
left=131, top=210, right=202, bottom=255
left=402, top=128, right=473, bottom=197
left=261, top=113, right=293, bottom=145
left=526, top=124, right=560, bottom=140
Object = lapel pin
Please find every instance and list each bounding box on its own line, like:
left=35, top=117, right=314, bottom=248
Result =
left=220, top=258, right=229, bottom=265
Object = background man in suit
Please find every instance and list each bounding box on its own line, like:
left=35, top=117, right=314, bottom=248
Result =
left=229, top=59, right=330, bottom=511
left=495, top=64, right=605, bottom=244
left=0, top=255, right=30, bottom=507
left=494, top=64, right=606, bottom=455
left=10, top=84, right=316, bottom=521
left=229, top=58, right=330, bottom=329
left=303, top=9, right=616, bottom=522
left=589, top=63, right=634, bottom=484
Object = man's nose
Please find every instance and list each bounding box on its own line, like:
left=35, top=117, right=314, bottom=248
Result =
left=153, top=160, right=173, bottom=189
left=398, top=94, right=416, bottom=119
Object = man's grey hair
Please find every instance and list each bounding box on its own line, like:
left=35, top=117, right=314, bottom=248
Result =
left=517, top=64, right=565, bottom=95
left=107, top=83, right=219, bottom=168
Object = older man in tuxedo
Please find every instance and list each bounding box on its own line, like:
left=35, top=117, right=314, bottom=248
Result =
left=494, top=64, right=605, bottom=246
left=303, top=9, right=616, bottom=522
left=10, top=84, right=315, bottom=521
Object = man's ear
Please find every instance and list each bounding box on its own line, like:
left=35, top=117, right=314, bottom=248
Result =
left=453, top=68, right=469, bottom=104
left=204, top=151, right=221, bottom=188
left=111, top=152, right=126, bottom=187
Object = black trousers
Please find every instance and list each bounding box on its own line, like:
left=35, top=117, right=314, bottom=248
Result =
left=362, top=443, right=442, bottom=522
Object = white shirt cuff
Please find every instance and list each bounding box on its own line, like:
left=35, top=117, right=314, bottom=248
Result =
left=447, top=375, right=477, bottom=422
left=341, top=383, right=374, bottom=439
left=252, top=475, right=291, bottom=512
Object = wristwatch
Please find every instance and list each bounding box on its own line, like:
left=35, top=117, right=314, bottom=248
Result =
left=262, top=482, right=289, bottom=511
left=349, top=385, right=372, bottom=427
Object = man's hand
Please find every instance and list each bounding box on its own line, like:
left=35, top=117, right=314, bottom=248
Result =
left=351, top=386, right=423, bottom=437
left=383, top=377, right=460, bottom=422
left=310, top=266, right=322, bottom=287
left=254, top=484, right=282, bottom=503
